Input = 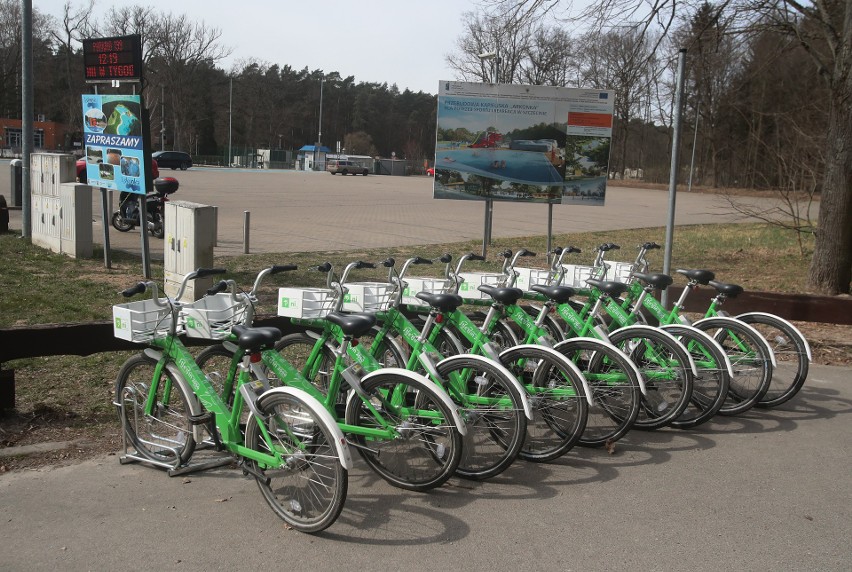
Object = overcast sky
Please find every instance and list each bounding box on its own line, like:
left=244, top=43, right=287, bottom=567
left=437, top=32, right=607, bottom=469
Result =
left=36, top=0, right=486, bottom=94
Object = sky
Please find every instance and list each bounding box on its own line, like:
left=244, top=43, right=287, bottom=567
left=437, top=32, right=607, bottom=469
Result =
left=35, top=0, right=486, bottom=94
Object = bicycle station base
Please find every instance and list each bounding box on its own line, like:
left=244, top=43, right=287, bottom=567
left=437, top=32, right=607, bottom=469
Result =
left=118, top=440, right=234, bottom=477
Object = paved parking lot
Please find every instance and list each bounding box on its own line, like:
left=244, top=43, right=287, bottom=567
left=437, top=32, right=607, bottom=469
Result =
left=3, top=163, right=768, bottom=259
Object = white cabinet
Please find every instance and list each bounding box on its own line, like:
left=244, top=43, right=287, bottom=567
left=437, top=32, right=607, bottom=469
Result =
left=30, top=153, right=75, bottom=197
left=164, top=200, right=217, bottom=302
left=59, top=183, right=93, bottom=258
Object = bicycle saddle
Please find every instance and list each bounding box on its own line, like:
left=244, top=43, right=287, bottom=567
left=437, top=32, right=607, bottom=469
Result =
left=416, top=292, right=464, bottom=312
left=326, top=312, right=377, bottom=337
left=477, top=285, right=524, bottom=305
left=231, top=325, right=282, bottom=351
left=530, top=284, right=576, bottom=303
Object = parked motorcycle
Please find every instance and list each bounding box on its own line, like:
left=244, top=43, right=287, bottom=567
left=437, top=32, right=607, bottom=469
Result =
left=111, top=177, right=179, bottom=239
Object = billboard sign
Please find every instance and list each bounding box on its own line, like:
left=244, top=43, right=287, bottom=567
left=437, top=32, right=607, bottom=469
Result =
left=435, top=81, right=614, bottom=205
left=81, top=94, right=147, bottom=194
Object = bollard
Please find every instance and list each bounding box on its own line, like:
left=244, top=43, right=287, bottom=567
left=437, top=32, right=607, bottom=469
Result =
left=243, top=210, right=250, bottom=254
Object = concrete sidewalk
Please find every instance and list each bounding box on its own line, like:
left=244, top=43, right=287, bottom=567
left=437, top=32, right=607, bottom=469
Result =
left=2, top=364, right=850, bottom=570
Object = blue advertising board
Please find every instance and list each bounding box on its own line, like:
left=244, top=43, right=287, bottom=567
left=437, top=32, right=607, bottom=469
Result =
left=81, top=94, right=147, bottom=194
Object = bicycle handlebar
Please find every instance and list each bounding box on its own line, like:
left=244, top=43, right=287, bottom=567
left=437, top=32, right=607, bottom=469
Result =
left=121, top=282, right=149, bottom=298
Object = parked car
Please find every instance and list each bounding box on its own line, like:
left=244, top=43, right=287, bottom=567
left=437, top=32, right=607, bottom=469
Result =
left=152, top=150, right=193, bottom=170
left=76, top=157, right=159, bottom=184
left=327, top=159, right=368, bottom=176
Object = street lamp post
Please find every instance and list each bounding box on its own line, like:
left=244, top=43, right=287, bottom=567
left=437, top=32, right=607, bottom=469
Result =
left=477, top=51, right=498, bottom=256
left=315, top=76, right=324, bottom=171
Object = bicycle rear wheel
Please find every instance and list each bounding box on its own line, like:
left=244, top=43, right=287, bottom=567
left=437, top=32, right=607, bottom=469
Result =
left=114, top=353, right=196, bottom=465
left=435, top=355, right=528, bottom=480
left=694, top=317, right=773, bottom=415
left=607, top=326, right=694, bottom=430
left=554, top=338, right=641, bottom=447
left=737, top=313, right=810, bottom=408
left=245, top=391, right=347, bottom=534
left=500, top=345, right=588, bottom=462
left=344, top=370, right=462, bottom=491
left=661, top=325, right=731, bottom=429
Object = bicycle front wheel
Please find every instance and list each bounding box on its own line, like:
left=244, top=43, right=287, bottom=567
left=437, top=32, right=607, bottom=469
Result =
left=737, top=313, right=810, bottom=408
left=114, top=353, right=197, bottom=465
left=245, top=391, right=347, bottom=534
left=344, top=370, right=462, bottom=491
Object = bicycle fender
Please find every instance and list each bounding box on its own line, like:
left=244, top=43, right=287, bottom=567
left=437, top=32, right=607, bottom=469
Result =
left=437, top=353, right=534, bottom=420
left=658, top=323, right=735, bottom=378
left=500, top=343, right=595, bottom=407
left=257, top=387, right=353, bottom=470
left=693, top=317, right=778, bottom=368
left=613, top=324, right=700, bottom=377
left=552, top=337, right=646, bottom=399
left=360, top=367, right=468, bottom=436
left=155, top=358, right=205, bottom=442
left=736, top=312, right=812, bottom=362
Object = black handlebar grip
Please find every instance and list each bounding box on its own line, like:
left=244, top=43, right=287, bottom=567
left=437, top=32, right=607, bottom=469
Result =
left=467, top=253, right=486, bottom=261
left=439, top=253, right=453, bottom=264
left=270, top=264, right=298, bottom=274
left=121, top=282, right=148, bottom=297
left=645, top=242, right=661, bottom=250
left=550, top=246, right=563, bottom=255
left=499, top=249, right=512, bottom=258
left=519, top=249, right=536, bottom=257
left=356, top=261, right=376, bottom=269
left=413, top=256, right=432, bottom=265
left=315, top=262, right=333, bottom=272
left=382, top=257, right=395, bottom=268
left=194, top=268, right=227, bottom=279
left=206, top=280, right=228, bottom=296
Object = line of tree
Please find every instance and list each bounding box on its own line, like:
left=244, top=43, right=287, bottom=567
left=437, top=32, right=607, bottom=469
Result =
left=0, top=1, right=438, bottom=162
left=447, top=0, right=849, bottom=295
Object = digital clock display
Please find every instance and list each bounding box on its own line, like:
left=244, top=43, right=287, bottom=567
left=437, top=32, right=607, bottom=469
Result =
left=82, top=35, right=143, bottom=82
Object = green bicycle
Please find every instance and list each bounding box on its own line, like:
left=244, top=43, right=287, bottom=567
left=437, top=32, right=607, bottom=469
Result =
left=113, top=268, right=351, bottom=533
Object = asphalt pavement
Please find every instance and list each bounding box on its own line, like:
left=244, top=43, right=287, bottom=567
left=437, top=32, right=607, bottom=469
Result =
left=1, top=364, right=850, bottom=570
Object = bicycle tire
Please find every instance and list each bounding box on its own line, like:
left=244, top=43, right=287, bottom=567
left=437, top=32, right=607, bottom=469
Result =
left=435, top=354, right=528, bottom=480
left=554, top=337, right=641, bottom=447
left=693, top=317, right=773, bottom=415
left=275, top=333, right=342, bottom=408
left=344, top=370, right=462, bottom=491
left=499, top=345, right=588, bottom=462
left=114, top=353, right=197, bottom=465
left=607, top=326, right=694, bottom=430
left=245, top=391, right=348, bottom=533
left=660, top=325, right=731, bottom=429
left=737, top=313, right=810, bottom=408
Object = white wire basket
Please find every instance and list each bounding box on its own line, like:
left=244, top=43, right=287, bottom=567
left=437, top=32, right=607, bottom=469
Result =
left=457, top=272, right=508, bottom=299
left=513, top=267, right=554, bottom=291
left=341, top=282, right=397, bottom=312
left=557, top=264, right=606, bottom=288
left=603, top=261, right=636, bottom=283
left=401, top=277, right=452, bottom=306
left=113, top=298, right=181, bottom=343
left=182, top=294, right=249, bottom=339
left=278, top=287, right=337, bottom=318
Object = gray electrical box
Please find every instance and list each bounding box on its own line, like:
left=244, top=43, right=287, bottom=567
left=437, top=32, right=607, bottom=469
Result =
left=164, top=200, right=217, bottom=302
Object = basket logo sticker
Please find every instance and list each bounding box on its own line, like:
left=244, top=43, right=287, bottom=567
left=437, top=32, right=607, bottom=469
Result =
left=344, top=293, right=359, bottom=303
left=280, top=296, right=295, bottom=309
left=186, top=316, right=198, bottom=329
left=115, top=316, right=126, bottom=329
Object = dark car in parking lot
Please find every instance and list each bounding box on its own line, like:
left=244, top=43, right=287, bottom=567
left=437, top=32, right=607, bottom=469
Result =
left=152, top=150, right=193, bottom=170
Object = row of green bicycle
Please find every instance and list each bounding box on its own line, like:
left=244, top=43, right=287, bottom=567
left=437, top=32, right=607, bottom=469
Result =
left=111, top=242, right=809, bottom=534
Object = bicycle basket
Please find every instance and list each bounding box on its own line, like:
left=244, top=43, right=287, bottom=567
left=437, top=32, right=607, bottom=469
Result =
left=341, top=282, right=397, bottom=312
left=278, top=287, right=337, bottom=318
left=182, top=294, right=248, bottom=339
left=113, top=298, right=181, bottom=342
left=457, top=272, right=507, bottom=299
left=603, top=261, right=636, bottom=283
left=513, top=267, right=553, bottom=291
left=558, top=264, right=606, bottom=288
left=401, top=277, right=452, bottom=306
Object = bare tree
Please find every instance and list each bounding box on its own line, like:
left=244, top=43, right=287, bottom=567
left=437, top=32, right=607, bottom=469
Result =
left=493, top=0, right=851, bottom=295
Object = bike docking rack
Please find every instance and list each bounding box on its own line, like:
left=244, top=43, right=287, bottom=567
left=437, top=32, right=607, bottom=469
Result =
left=111, top=293, right=240, bottom=476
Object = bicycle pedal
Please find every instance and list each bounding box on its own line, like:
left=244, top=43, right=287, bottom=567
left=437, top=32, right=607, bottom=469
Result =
left=187, top=412, right=214, bottom=425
